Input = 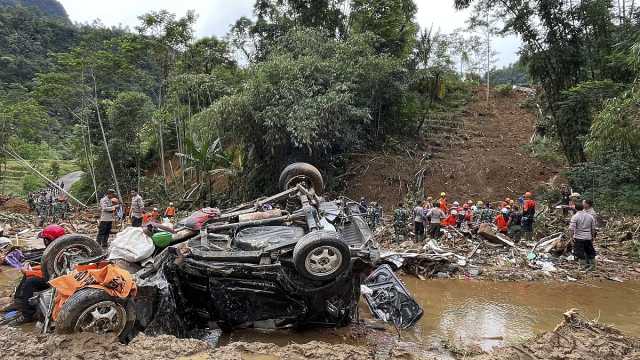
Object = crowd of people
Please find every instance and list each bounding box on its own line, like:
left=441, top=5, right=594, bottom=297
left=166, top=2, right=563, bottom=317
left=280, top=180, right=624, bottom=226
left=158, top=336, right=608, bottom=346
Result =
left=27, top=190, right=70, bottom=225
left=388, top=191, right=538, bottom=244
left=96, top=189, right=176, bottom=247
left=377, top=189, right=599, bottom=271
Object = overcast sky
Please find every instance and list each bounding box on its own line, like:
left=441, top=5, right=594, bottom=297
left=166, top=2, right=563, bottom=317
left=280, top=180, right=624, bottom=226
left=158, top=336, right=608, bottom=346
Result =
left=58, top=0, right=520, bottom=67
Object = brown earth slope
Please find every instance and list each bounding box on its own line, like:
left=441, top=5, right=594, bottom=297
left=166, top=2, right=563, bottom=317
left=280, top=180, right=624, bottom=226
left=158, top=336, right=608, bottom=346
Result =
left=345, top=87, right=560, bottom=207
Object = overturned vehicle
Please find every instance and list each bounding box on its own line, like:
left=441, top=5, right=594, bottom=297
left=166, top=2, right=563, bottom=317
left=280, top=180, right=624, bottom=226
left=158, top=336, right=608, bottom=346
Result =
left=33, top=163, right=422, bottom=341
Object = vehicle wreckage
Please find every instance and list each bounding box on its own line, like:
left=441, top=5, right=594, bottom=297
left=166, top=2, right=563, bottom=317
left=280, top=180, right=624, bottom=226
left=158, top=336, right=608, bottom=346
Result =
left=30, top=163, right=422, bottom=342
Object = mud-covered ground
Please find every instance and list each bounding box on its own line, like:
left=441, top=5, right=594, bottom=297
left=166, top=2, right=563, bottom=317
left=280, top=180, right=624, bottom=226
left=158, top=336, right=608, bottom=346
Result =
left=0, top=310, right=637, bottom=359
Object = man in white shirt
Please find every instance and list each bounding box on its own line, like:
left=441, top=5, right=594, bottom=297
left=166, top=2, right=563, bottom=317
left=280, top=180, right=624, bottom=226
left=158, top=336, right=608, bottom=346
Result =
left=97, top=189, right=117, bottom=248
left=570, top=202, right=597, bottom=270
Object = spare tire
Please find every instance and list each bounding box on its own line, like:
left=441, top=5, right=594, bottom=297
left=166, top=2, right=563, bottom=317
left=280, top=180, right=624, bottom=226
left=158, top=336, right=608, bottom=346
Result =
left=278, top=162, right=324, bottom=193
left=292, top=230, right=350, bottom=281
left=42, top=234, right=104, bottom=281
left=55, top=288, right=135, bottom=342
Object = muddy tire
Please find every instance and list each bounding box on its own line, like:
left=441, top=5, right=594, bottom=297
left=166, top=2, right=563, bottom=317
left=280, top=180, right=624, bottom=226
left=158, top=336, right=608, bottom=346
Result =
left=42, top=234, right=104, bottom=281
left=55, top=288, right=135, bottom=341
left=278, top=163, right=324, bottom=193
left=293, top=231, right=350, bottom=281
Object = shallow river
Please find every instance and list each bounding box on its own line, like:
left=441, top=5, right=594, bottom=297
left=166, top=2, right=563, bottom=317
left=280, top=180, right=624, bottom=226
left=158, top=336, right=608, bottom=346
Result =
left=224, top=278, right=640, bottom=351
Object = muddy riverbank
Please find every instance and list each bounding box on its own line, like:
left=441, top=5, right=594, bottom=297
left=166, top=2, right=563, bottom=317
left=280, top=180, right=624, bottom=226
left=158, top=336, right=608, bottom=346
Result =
left=1, top=308, right=638, bottom=359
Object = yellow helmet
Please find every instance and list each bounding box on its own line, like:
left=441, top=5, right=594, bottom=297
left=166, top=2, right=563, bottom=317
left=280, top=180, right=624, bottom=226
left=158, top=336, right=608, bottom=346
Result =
left=440, top=192, right=446, bottom=197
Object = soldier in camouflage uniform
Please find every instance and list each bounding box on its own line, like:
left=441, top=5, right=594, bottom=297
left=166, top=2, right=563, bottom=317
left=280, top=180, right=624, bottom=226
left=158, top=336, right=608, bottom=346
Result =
left=51, top=197, right=67, bottom=222
left=393, top=202, right=409, bottom=244
left=35, top=191, right=49, bottom=226
left=367, top=202, right=382, bottom=229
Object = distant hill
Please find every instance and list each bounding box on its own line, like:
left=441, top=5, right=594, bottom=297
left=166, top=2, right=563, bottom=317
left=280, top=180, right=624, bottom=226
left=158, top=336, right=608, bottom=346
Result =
left=0, top=0, right=68, bottom=20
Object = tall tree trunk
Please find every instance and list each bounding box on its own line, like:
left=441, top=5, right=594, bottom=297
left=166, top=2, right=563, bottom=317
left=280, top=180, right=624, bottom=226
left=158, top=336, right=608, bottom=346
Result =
left=157, top=84, right=168, bottom=193
left=91, top=71, right=122, bottom=202
left=81, top=69, right=100, bottom=204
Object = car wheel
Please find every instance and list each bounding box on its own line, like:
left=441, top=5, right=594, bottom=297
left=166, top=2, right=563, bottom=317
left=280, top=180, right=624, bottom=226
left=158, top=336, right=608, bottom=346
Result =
left=293, top=231, right=350, bottom=281
left=55, top=288, right=135, bottom=341
left=42, top=234, right=104, bottom=281
left=278, top=162, right=324, bottom=193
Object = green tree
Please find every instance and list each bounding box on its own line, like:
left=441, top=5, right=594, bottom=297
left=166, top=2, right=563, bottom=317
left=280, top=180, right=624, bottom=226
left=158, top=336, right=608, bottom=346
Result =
left=349, top=0, right=418, bottom=58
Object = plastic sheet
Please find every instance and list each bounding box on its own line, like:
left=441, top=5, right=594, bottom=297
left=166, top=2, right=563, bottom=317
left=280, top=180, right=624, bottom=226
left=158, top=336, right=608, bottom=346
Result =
left=108, top=227, right=155, bottom=263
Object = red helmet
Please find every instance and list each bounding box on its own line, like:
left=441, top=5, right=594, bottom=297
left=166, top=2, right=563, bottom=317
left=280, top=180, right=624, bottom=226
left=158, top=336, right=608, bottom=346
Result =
left=38, top=224, right=66, bottom=242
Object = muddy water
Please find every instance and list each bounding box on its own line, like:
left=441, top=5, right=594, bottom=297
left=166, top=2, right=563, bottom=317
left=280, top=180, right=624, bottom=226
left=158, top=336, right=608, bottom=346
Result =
left=403, top=278, right=640, bottom=351
left=225, top=278, right=640, bottom=352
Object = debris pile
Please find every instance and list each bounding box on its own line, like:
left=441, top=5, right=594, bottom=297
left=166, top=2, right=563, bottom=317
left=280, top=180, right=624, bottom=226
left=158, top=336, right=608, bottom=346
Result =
left=473, top=309, right=640, bottom=359
left=375, top=207, right=640, bottom=282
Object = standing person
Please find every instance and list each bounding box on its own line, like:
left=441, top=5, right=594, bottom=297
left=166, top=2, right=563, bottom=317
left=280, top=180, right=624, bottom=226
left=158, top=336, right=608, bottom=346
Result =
left=412, top=200, right=425, bottom=241
left=438, top=192, right=448, bottom=213
left=422, top=198, right=433, bottom=232
left=164, top=202, right=176, bottom=223
left=27, top=193, right=35, bottom=213
left=570, top=202, right=597, bottom=270
left=508, top=205, right=523, bottom=241
left=129, top=190, right=144, bottom=227
left=583, top=199, right=597, bottom=218
left=522, top=192, right=536, bottom=242
left=367, top=202, right=381, bottom=229
left=97, top=189, right=117, bottom=248
left=495, top=208, right=509, bottom=234
left=463, top=203, right=473, bottom=227
left=442, top=209, right=458, bottom=227
left=426, top=202, right=446, bottom=239
left=393, top=203, right=409, bottom=244
left=359, top=197, right=368, bottom=215
left=151, top=208, right=160, bottom=222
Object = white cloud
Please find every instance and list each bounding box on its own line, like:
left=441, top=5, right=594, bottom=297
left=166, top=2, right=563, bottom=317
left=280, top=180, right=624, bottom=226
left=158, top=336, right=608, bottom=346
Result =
left=59, top=0, right=520, bottom=66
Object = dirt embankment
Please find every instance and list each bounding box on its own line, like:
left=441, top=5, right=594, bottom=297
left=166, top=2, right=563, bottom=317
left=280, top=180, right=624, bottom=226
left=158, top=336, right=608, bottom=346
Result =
left=345, top=87, right=560, bottom=208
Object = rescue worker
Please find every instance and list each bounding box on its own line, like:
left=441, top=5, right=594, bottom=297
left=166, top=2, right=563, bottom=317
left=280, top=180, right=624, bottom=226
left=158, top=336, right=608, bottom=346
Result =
left=164, top=202, right=176, bottom=222
left=522, top=191, right=536, bottom=242
left=480, top=202, right=495, bottom=224
left=422, top=197, right=433, bottom=231
left=359, top=197, right=368, bottom=215
left=393, top=202, right=409, bottom=244
left=583, top=199, right=599, bottom=229
left=151, top=208, right=160, bottom=222
left=508, top=205, right=523, bottom=241
left=438, top=192, right=448, bottom=213
left=129, top=190, right=144, bottom=227
left=412, top=200, right=425, bottom=241
left=495, top=208, right=509, bottom=234
left=36, top=191, right=48, bottom=217
left=570, top=202, right=597, bottom=270
left=463, top=203, right=473, bottom=226
left=426, top=202, right=446, bottom=239
left=51, top=196, right=67, bottom=222
left=4, top=225, right=66, bottom=324
left=473, top=201, right=484, bottom=225
left=97, top=189, right=117, bottom=248
left=442, top=209, right=458, bottom=227
left=27, top=192, right=35, bottom=212
left=367, top=202, right=382, bottom=229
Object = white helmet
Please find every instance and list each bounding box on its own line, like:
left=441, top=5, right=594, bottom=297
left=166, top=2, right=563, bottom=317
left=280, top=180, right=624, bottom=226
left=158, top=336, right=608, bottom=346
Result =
left=453, top=201, right=460, bottom=206
left=451, top=209, right=458, bottom=215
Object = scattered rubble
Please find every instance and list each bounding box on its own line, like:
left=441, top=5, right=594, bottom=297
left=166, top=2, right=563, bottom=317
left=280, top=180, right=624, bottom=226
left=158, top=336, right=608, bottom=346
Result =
left=472, top=309, right=640, bottom=359
left=375, top=205, right=640, bottom=282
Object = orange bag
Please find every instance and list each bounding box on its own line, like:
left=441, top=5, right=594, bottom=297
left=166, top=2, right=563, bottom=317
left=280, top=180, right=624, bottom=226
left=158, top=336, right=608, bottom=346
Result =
left=48, top=263, right=137, bottom=320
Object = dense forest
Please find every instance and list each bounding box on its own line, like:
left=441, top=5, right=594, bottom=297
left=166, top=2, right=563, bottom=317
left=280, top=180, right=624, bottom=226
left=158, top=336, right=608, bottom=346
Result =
left=0, top=0, right=639, bottom=213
